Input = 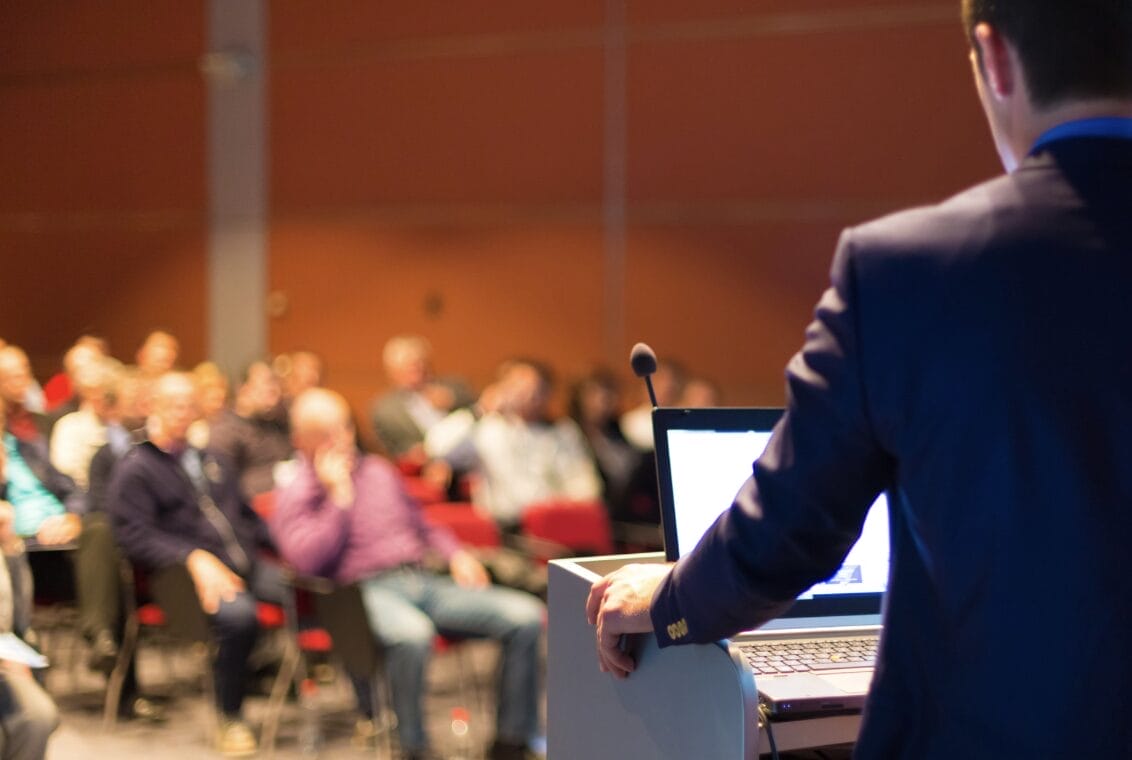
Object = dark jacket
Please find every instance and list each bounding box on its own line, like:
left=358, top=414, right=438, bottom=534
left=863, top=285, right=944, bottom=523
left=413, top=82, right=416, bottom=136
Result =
left=651, top=136, right=1132, bottom=758
left=106, top=440, right=273, bottom=574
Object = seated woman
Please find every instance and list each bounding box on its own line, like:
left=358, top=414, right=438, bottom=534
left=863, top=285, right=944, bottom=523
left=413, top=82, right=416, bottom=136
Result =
left=0, top=492, right=59, bottom=759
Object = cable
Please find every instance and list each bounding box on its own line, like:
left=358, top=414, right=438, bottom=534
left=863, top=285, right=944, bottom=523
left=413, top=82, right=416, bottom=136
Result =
left=758, top=703, right=779, bottom=760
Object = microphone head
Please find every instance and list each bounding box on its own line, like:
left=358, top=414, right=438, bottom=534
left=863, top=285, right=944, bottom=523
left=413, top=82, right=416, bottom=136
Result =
left=629, top=342, right=658, bottom=378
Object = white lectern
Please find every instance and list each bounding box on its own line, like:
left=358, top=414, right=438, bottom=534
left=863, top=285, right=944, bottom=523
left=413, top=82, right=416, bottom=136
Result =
left=547, top=553, right=861, bottom=759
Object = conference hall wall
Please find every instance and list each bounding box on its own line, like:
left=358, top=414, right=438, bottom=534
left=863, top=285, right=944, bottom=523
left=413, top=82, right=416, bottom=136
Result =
left=1, top=1, right=996, bottom=418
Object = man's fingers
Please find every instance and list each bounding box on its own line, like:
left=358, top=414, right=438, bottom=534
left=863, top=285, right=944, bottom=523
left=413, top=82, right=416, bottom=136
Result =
left=598, top=626, right=636, bottom=676
left=585, top=576, right=611, bottom=625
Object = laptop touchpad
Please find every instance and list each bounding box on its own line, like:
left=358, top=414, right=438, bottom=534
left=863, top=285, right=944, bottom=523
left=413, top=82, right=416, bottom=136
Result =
left=818, top=670, right=873, bottom=694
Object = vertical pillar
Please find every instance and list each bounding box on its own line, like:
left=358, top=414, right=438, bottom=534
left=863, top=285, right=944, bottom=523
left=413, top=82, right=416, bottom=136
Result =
left=603, top=0, right=628, bottom=367
left=204, top=0, right=268, bottom=376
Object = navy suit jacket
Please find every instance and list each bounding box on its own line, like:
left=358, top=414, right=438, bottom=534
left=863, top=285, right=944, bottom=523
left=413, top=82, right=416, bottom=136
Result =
left=651, top=136, right=1132, bottom=758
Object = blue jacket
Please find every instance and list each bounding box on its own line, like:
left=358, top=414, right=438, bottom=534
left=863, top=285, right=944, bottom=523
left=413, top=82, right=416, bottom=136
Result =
left=651, top=136, right=1132, bottom=758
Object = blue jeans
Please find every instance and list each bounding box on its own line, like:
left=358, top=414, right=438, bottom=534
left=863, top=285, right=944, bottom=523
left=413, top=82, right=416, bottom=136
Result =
left=360, top=569, right=543, bottom=753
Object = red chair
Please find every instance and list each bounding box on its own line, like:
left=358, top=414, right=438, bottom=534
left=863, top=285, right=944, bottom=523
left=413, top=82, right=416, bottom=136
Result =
left=421, top=502, right=501, bottom=549
left=519, top=499, right=615, bottom=562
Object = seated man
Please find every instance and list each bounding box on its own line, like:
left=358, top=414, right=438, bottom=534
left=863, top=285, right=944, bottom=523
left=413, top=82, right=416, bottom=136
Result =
left=272, top=388, right=544, bottom=760
left=108, top=372, right=284, bottom=757
left=208, top=361, right=292, bottom=500
left=429, top=358, right=603, bottom=530
left=49, top=356, right=121, bottom=492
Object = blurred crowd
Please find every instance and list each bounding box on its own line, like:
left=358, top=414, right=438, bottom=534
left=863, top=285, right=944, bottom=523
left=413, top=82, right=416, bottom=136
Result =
left=0, top=329, right=719, bottom=760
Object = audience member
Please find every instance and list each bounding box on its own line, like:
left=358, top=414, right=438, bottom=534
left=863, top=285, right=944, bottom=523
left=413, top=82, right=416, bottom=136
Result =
left=186, top=362, right=229, bottom=450
left=567, top=369, right=651, bottom=523
left=134, top=331, right=179, bottom=380
left=108, top=372, right=284, bottom=757
left=0, top=501, right=59, bottom=760
left=87, top=368, right=150, bottom=516
left=430, top=358, right=602, bottom=530
left=371, top=335, right=469, bottom=461
left=679, top=376, right=722, bottom=408
left=0, top=393, right=142, bottom=709
left=0, top=348, right=50, bottom=444
left=272, top=350, right=323, bottom=405
left=208, top=361, right=293, bottom=500
left=49, top=357, right=121, bottom=492
left=619, top=359, right=685, bottom=451
left=42, top=336, right=109, bottom=415
left=272, top=388, right=544, bottom=760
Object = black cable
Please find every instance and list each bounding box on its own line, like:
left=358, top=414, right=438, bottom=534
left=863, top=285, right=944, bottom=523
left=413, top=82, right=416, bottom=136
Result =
left=758, top=703, right=779, bottom=760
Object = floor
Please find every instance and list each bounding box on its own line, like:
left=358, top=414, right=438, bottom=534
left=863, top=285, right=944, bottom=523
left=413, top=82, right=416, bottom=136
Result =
left=37, top=619, right=520, bottom=760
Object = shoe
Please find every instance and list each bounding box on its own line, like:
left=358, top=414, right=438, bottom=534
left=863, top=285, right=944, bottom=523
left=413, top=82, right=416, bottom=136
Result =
left=216, top=719, right=258, bottom=757
left=490, top=740, right=529, bottom=760
left=352, top=718, right=379, bottom=750
left=86, top=629, right=119, bottom=675
left=119, top=696, right=167, bottom=723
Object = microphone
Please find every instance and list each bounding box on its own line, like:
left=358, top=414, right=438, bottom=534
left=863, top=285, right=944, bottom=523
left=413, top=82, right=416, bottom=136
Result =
left=629, top=342, right=660, bottom=408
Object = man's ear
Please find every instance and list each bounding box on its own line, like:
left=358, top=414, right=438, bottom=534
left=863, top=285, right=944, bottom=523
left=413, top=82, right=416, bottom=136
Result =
left=972, top=22, right=1015, bottom=101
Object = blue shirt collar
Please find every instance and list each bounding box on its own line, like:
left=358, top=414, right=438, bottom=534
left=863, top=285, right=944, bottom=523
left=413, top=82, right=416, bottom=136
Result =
left=1030, top=117, right=1132, bottom=155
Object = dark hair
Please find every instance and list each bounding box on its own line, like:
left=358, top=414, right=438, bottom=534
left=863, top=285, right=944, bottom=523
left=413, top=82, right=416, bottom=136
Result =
left=963, top=0, right=1132, bottom=107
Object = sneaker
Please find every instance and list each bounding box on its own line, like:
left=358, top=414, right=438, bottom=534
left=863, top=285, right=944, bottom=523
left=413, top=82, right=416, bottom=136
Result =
left=352, top=718, right=379, bottom=750
left=216, top=719, right=258, bottom=757
left=86, top=629, right=119, bottom=675
left=119, top=696, right=168, bottom=723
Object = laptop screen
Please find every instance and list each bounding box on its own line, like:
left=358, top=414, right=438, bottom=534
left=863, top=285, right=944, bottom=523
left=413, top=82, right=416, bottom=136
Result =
left=653, top=407, right=889, bottom=620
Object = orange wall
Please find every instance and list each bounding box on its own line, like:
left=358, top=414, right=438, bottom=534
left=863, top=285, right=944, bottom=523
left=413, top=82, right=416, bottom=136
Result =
left=0, top=1, right=207, bottom=374
left=1, top=2, right=999, bottom=416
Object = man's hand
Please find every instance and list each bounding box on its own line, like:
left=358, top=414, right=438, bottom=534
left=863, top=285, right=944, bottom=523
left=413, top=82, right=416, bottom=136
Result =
left=314, top=435, right=356, bottom=508
left=186, top=549, right=245, bottom=614
left=585, top=563, right=672, bottom=679
left=35, top=513, right=81, bottom=546
left=449, top=549, right=490, bottom=589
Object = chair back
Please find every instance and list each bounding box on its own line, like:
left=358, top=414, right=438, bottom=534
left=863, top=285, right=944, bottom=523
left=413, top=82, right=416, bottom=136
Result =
left=422, top=502, right=501, bottom=548
left=521, top=499, right=615, bottom=557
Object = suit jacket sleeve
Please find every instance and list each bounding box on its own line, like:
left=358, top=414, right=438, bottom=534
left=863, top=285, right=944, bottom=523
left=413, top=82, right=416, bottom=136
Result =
left=651, top=231, right=896, bottom=646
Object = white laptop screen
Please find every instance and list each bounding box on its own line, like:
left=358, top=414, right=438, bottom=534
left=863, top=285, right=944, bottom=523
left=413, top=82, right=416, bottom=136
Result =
left=654, top=408, right=889, bottom=619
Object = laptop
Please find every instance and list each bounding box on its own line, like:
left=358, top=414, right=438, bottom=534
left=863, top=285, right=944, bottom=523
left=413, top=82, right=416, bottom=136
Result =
left=652, top=407, right=890, bottom=720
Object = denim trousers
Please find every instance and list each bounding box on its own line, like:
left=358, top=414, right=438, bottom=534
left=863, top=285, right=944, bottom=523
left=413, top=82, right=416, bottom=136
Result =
left=359, top=569, right=544, bottom=752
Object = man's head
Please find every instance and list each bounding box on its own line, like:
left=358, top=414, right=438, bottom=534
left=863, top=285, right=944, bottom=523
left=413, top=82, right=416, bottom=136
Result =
left=235, top=361, right=283, bottom=419
left=148, top=372, right=199, bottom=447
left=63, top=336, right=108, bottom=380
left=963, top=1, right=1132, bottom=108
left=498, top=359, right=554, bottom=423
left=192, top=361, right=229, bottom=420
left=112, top=367, right=151, bottom=430
left=963, top=1, right=1132, bottom=170
left=136, top=330, right=180, bottom=377
left=382, top=335, right=432, bottom=391
left=74, top=357, right=123, bottom=422
left=290, top=388, right=354, bottom=459
left=0, top=346, right=33, bottom=407
left=274, top=350, right=323, bottom=400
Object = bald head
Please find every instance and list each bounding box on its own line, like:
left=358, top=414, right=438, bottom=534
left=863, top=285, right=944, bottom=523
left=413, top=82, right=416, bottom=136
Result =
left=148, top=371, right=198, bottom=447
left=291, top=388, right=354, bottom=457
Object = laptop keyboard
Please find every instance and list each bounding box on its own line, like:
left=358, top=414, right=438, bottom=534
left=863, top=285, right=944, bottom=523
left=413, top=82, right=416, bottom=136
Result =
left=738, top=636, right=878, bottom=675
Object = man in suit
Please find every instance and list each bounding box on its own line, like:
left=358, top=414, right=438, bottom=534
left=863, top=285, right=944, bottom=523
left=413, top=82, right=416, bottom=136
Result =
left=587, top=1, right=1132, bottom=757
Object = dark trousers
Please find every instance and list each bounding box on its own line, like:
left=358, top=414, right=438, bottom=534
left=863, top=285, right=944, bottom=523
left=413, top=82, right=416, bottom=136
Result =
left=209, top=562, right=286, bottom=717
